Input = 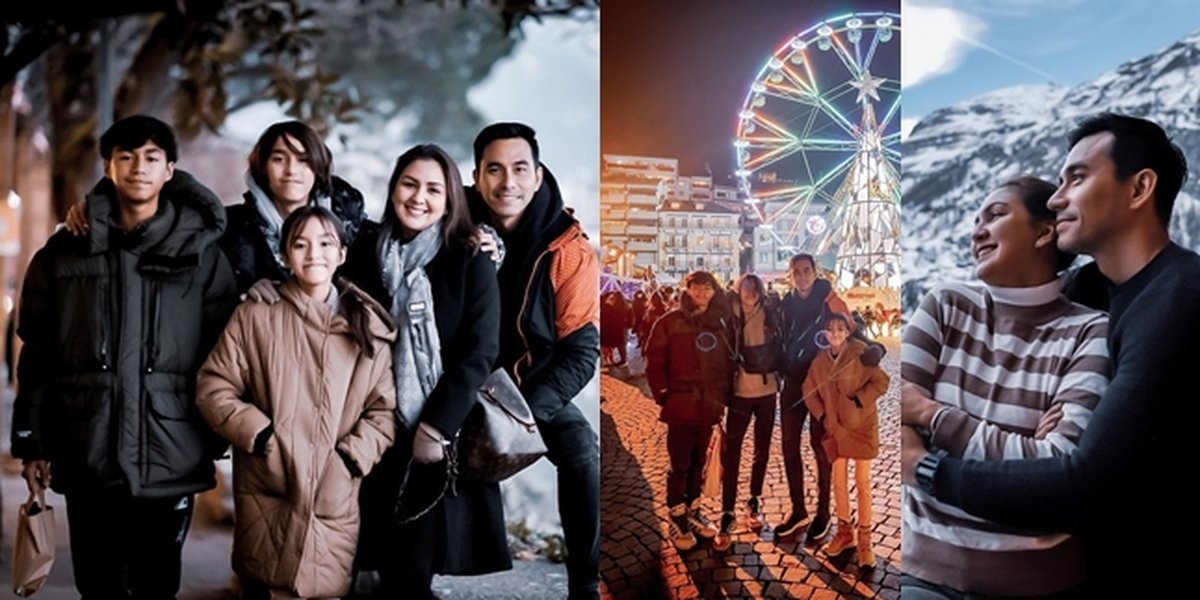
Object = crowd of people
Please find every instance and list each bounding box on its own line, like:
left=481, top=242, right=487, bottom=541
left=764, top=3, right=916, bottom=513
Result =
left=10, top=116, right=601, bottom=599
left=605, top=256, right=893, bottom=570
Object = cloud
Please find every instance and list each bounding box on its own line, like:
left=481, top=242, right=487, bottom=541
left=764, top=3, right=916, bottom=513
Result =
left=902, top=0, right=986, bottom=88
left=901, top=118, right=920, bottom=141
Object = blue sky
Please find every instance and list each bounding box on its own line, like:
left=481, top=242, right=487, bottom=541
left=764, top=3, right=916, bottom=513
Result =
left=902, top=0, right=1200, bottom=136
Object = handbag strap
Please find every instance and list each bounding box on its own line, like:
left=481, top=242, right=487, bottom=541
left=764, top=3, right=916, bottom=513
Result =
left=479, top=386, right=539, bottom=428
left=394, top=443, right=458, bottom=525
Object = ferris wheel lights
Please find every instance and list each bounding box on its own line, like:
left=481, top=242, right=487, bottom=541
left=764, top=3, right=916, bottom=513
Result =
left=791, top=39, right=807, bottom=51
left=848, top=29, right=862, bottom=43
left=734, top=140, right=749, bottom=149
left=768, top=58, right=784, bottom=71
left=818, top=25, right=833, bottom=37
left=879, top=29, right=893, bottom=42
left=876, top=17, right=893, bottom=28
left=752, top=83, right=766, bottom=93
left=847, top=18, right=863, bottom=29
left=753, top=95, right=766, bottom=107
left=735, top=169, right=751, bottom=178
left=790, top=53, right=804, bottom=65
left=817, top=38, right=832, bottom=51
left=739, top=110, right=754, bottom=120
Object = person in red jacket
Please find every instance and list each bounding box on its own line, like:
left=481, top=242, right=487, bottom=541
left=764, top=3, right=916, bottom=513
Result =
left=644, top=270, right=737, bottom=551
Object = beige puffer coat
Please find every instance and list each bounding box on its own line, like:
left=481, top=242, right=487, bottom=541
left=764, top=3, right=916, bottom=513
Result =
left=196, top=280, right=397, bottom=598
left=802, top=338, right=890, bottom=459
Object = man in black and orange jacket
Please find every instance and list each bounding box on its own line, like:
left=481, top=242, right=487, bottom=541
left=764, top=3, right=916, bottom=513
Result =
left=467, top=122, right=600, bottom=600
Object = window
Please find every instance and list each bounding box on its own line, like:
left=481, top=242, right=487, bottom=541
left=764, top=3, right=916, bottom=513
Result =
left=697, top=256, right=705, bottom=267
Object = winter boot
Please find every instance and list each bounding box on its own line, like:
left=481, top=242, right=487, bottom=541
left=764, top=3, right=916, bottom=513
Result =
left=856, top=524, right=877, bottom=568
left=823, top=519, right=856, bottom=556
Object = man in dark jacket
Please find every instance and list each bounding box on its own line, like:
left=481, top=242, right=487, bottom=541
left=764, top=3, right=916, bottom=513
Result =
left=901, top=113, right=1190, bottom=596
left=467, top=122, right=600, bottom=600
left=644, top=270, right=736, bottom=551
left=11, top=115, right=238, bottom=598
left=777, top=253, right=853, bottom=542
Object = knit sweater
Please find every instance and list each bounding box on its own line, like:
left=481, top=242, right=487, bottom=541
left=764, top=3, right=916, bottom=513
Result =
left=901, top=279, right=1109, bottom=595
left=929, top=243, right=1198, bottom=593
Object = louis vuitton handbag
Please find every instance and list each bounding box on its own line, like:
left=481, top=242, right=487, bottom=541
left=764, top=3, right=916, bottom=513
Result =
left=458, top=368, right=547, bottom=482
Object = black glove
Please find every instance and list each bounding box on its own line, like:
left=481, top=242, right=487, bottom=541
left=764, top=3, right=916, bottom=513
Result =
left=253, top=424, right=274, bottom=456
left=861, top=342, right=885, bottom=367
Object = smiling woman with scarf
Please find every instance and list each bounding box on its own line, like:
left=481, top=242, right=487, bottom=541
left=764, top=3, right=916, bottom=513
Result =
left=343, top=143, right=506, bottom=598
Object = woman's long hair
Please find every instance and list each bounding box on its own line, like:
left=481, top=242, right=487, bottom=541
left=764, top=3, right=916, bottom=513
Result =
left=248, top=121, right=334, bottom=201
left=384, top=144, right=477, bottom=243
left=279, top=205, right=383, bottom=358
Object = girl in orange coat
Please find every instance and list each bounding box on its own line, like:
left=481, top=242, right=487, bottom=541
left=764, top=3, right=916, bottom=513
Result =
left=802, top=312, right=890, bottom=568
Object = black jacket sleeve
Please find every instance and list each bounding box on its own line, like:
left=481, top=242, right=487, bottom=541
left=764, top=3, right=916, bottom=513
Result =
left=420, top=250, right=501, bottom=437
left=11, top=247, right=56, bottom=460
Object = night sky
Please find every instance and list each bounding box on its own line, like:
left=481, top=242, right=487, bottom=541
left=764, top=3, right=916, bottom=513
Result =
left=602, top=0, right=900, bottom=183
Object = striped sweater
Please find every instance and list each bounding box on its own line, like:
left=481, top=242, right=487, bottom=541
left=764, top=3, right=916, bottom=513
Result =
left=901, top=279, right=1109, bottom=596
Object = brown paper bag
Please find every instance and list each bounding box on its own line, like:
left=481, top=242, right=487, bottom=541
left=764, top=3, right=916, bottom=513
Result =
left=702, top=425, right=724, bottom=498
left=12, top=490, right=56, bottom=597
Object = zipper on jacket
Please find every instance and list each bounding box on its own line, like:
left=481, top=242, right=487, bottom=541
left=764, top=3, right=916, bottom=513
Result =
left=99, top=279, right=110, bottom=371
left=511, top=248, right=551, bottom=386
left=146, top=281, right=160, bottom=374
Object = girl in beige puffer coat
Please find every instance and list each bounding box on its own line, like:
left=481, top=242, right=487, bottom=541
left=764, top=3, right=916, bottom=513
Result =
left=802, top=312, right=890, bottom=569
left=197, top=206, right=397, bottom=598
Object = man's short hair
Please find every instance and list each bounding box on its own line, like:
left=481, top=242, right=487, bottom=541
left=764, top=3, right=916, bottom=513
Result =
left=789, top=253, right=816, bottom=269
left=473, top=122, right=539, bottom=169
left=100, top=115, right=178, bottom=162
left=1068, top=113, right=1188, bottom=225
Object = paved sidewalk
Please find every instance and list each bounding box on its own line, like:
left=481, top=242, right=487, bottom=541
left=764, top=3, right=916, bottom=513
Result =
left=0, top=385, right=567, bottom=599
left=599, top=340, right=902, bottom=599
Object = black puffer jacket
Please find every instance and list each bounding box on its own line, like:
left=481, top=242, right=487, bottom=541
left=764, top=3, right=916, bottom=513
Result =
left=220, top=175, right=366, bottom=293
left=11, top=171, right=238, bottom=498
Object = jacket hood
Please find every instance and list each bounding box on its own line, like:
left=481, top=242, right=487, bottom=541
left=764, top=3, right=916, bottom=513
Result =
left=85, top=169, right=227, bottom=263
left=278, top=278, right=397, bottom=343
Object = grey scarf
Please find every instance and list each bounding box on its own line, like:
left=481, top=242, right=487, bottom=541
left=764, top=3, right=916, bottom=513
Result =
left=244, top=171, right=333, bottom=272
left=377, top=220, right=444, bottom=429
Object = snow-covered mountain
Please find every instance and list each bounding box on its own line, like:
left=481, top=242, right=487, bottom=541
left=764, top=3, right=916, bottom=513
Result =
left=902, top=30, right=1200, bottom=312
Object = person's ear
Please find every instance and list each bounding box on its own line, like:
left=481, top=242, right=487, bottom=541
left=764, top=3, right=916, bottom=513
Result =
left=1034, top=220, right=1057, bottom=249
left=1129, top=168, right=1158, bottom=214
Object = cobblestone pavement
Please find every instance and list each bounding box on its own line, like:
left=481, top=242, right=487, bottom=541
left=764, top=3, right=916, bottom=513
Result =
left=600, top=339, right=902, bottom=599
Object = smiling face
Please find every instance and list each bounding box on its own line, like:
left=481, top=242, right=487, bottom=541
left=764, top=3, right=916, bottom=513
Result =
left=473, top=137, right=543, bottom=233
left=826, top=317, right=850, bottom=351
left=391, top=158, right=447, bottom=237
left=105, top=141, right=175, bottom=207
left=969, top=188, right=1056, bottom=286
left=284, top=216, right=346, bottom=298
left=789, top=257, right=817, bottom=296
left=266, top=135, right=316, bottom=211
left=1047, top=132, right=1129, bottom=256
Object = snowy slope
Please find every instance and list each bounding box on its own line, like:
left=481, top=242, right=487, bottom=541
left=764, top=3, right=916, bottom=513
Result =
left=902, top=31, right=1200, bottom=312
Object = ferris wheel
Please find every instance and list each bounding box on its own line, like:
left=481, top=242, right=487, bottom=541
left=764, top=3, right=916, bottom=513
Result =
left=735, top=12, right=901, bottom=287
